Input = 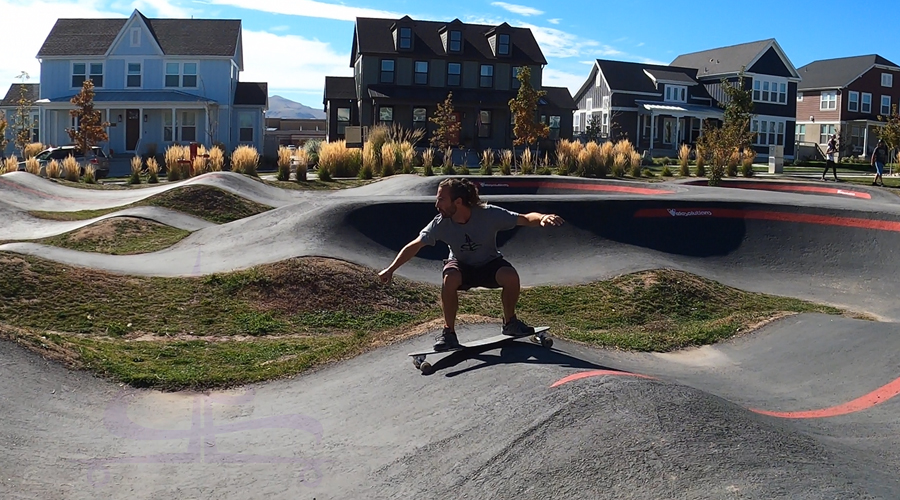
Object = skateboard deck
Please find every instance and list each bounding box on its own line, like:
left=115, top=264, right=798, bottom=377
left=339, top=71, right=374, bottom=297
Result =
left=408, top=326, right=551, bottom=374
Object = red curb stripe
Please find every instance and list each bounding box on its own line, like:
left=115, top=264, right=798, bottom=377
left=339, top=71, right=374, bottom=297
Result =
left=715, top=182, right=871, bottom=199
left=474, top=180, right=674, bottom=195
left=550, top=369, right=656, bottom=387
left=634, top=208, right=900, bottom=232
left=552, top=370, right=900, bottom=419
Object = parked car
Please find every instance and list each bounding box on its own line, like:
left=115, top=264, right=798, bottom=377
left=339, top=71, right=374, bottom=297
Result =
left=17, top=145, right=111, bottom=179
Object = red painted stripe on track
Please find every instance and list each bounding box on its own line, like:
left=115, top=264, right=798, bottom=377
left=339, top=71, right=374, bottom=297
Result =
left=549, top=369, right=656, bottom=387
left=474, top=180, right=674, bottom=195
left=749, top=376, right=900, bottom=419
left=552, top=370, right=900, bottom=419
left=716, top=182, right=871, bottom=199
left=634, top=208, right=900, bottom=232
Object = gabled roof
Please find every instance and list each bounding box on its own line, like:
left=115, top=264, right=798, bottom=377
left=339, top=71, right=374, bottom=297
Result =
left=0, top=83, right=39, bottom=107
left=541, top=86, right=577, bottom=110
left=671, top=38, right=800, bottom=80
left=234, top=82, right=267, bottom=106
left=44, top=90, right=215, bottom=103
left=574, top=59, right=708, bottom=101
left=797, top=54, right=900, bottom=90
left=37, top=10, right=241, bottom=57
left=350, top=17, right=546, bottom=66
left=323, top=76, right=357, bottom=104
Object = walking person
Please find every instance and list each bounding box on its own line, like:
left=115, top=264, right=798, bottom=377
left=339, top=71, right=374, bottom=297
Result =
left=378, top=178, right=564, bottom=351
left=822, top=133, right=838, bottom=181
left=872, top=139, right=888, bottom=187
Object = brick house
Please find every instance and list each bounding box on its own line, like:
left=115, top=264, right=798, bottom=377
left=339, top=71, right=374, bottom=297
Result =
left=322, top=16, right=576, bottom=151
left=795, top=55, right=900, bottom=157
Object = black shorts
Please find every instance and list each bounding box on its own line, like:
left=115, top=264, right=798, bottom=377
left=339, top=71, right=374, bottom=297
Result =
left=442, top=257, right=513, bottom=290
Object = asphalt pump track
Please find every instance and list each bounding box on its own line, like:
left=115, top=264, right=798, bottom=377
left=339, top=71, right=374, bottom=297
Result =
left=2, top=172, right=900, bottom=499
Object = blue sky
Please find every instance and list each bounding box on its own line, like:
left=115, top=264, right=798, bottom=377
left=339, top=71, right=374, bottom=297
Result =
left=2, top=0, right=899, bottom=109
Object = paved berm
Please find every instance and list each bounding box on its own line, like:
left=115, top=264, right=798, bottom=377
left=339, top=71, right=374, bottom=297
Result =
left=2, top=172, right=900, bottom=499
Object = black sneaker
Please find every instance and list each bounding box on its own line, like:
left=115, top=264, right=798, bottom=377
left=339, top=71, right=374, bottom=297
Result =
left=502, top=316, right=535, bottom=337
left=434, top=327, right=460, bottom=351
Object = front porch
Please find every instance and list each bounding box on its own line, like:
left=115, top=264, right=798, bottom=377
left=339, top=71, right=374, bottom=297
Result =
left=635, top=102, right=724, bottom=156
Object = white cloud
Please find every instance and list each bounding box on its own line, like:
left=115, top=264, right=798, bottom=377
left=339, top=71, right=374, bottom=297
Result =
left=270, top=25, right=290, bottom=32
left=542, top=68, right=586, bottom=93
left=202, top=0, right=404, bottom=21
left=637, top=42, right=645, bottom=47
left=636, top=56, right=667, bottom=65
left=490, top=1, right=543, bottom=16
left=547, top=18, right=560, bottom=24
left=126, top=0, right=192, bottom=18
left=517, top=23, right=598, bottom=58
left=240, top=29, right=351, bottom=96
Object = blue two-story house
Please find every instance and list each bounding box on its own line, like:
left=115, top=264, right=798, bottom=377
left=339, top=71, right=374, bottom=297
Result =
left=32, top=9, right=267, bottom=157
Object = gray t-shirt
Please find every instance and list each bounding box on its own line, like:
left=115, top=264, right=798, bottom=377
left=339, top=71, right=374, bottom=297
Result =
left=419, top=204, right=520, bottom=266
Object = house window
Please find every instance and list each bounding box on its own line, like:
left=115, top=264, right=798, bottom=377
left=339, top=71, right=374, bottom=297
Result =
left=239, top=112, right=254, bottom=142
left=183, top=63, right=197, bottom=87
left=851, top=125, right=864, bottom=152
left=379, top=106, right=393, bottom=125
left=497, top=34, right=510, bottom=55
left=819, top=124, right=836, bottom=144
left=447, top=63, right=461, bottom=86
left=398, top=27, right=412, bottom=50
left=480, top=65, right=493, bottom=88
left=585, top=98, right=592, bottom=110
left=882, top=73, right=893, bottom=87
left=753, top=79, right=786, bottom=104
left=72, top=63, right=103, bottom=88
left=573, top=113, right=580, bottom=132
left=848, top=91, right=859, bottom=112
left=130, top=28, right=140, bottom=47
left=449, top=30, right=461, bottom=52
left=413, top=107, right=427, bottom=125
left=127, top=63, right=142, bottom=88
left=642, top=115, right=650, bottom=139
left=862, top=93, right=872, bottom=113
left=380, top=59, right=395, bottom=83
left=548, top=115, right=560, bottom=140
left=665, top=85, right=686, bottom=103
left=752, top=120, right=786, bottom=146
left=337, top=107, right=350, bottom=135
left=163, top=113, right=174, bottom=141
left=820, top=91, right=837, bottom=110
left=882, top=95, right=891, bottom=115
left=512, top=66, right=521, bottom=89
left=31, top=113, right=39, bottom=142
left=165, top=62, right=197, bottom=88
left=795, top=124, right=805, bottom=143
left=414, top=61, right=428, bottom=85
left=181, top=112, right=196, bottom=142
left=478, top=110, right=491, bottom=138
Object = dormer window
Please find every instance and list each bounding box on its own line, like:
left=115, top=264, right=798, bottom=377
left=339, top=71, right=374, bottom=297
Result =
left=665, top=85, right=687, bottom=103
left=497, top=34, right=510, bottom=56
left=449, top=30, right=462, bottom=52
left=398, top=27, right=412, bottom=50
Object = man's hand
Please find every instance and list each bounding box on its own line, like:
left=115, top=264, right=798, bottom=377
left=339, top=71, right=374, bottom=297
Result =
left=378, top=268, right=394, bottom=284
left=540, top=214, right=564, bottom=227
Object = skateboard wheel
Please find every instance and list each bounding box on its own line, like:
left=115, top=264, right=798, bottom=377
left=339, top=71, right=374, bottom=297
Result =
left=420, top=362, right=433, bottom=375
left=541, top=337, right=553, bottom=348
left=413, top=359, right=421, bottom=369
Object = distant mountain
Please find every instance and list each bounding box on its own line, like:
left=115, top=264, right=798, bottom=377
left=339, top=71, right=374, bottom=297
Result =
left=266, top=95, right=326, bottom=119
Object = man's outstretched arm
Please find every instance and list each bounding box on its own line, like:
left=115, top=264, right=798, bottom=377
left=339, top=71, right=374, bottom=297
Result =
left=379, top=236, right=427, bottom=283
left=517, top=212, right=564, bottom=227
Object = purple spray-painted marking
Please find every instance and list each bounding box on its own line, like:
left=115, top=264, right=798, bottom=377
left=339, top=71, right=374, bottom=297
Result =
left=77, top=388, right=328, bottom=488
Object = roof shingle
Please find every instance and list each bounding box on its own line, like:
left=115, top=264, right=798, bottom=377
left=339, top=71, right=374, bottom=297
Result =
left=0, top=83, right=39, bottom=107
left=671, top=39, right=774, bottom=78
left=797, top=54, right=899, bottom=90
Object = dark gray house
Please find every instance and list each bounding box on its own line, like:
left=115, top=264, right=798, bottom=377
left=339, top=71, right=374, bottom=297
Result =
left=323, top=16, right=576, bottom=150
left=671, top=38, right=801, bottom=160
left=573, top=59, right=724, bottom=155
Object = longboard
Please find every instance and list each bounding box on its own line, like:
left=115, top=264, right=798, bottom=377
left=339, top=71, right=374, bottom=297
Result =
left=408, top=326, right=551, bottom=374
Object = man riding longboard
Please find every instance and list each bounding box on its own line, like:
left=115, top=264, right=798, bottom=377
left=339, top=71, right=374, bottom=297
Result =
left=379, top=178, right=564, bottom=351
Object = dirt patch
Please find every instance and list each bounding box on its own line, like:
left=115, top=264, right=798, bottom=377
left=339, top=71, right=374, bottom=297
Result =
left=65, top=217, right=153, bottom=242
left=0, top=324, right=84, bottom=368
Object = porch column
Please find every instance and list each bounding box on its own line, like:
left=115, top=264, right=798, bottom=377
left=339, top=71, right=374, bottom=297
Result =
left=172, top=108, right=177, bottom=143
left=205, top=107, right=210, bottom=145
left=674, top=116, right=682, bottom=148
left=649, top=113, right=655, bottom=152
left=139, top=108, right=144, bottom=153
left=635, top=115, right=641, bottom=147
left=105, top=109, right=110, bottom=154
left=863, top=123, right=869, bottom=157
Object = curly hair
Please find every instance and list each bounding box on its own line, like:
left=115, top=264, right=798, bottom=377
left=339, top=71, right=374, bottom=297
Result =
left=438, top=178, right=485, bottom=208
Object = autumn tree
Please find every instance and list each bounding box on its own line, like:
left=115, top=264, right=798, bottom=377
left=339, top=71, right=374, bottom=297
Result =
left=697, top=70, right=756, bottom=186
left=0, top=112, right=8, bottom=156
left=509, top=66, right=549, bottom=153
left=429, top=92, right=461, bottom=149
left=878, top=104, right=900, bottom=166
left=11, top=71, right=36, bottom=156
left=67, top=79, right=109, bottom=158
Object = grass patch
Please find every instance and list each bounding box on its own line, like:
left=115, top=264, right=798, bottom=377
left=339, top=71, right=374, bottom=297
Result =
left=31, top=217, right=189, bottom=255
left=262, top=177, right=377, bottom=191
left=0, top=254, right=859, bottom=390
left=28, top=185, right=272, bottom=224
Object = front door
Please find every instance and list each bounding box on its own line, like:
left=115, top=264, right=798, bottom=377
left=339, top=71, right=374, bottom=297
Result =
left=126, top=109, right=140, bottom=151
